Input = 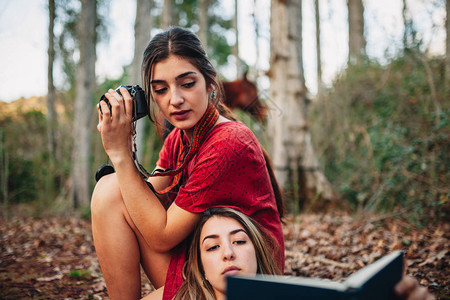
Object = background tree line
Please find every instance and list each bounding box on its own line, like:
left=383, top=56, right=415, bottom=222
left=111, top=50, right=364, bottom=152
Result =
left=0, top=0, right=448, bottom=224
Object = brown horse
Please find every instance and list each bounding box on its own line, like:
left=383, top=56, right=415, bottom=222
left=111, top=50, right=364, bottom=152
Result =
left=155, top=72, right=266, bottom=140
left=222, top=72, right=267, bottom=123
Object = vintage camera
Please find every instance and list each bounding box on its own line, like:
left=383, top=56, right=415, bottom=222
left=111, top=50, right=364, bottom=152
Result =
left=99, top=85, right=148, bottom=121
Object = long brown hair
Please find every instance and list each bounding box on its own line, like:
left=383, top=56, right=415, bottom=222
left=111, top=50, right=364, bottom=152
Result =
left=173, top=207, right=282, bottom=300
left=141, top=27, right=284, bottom=219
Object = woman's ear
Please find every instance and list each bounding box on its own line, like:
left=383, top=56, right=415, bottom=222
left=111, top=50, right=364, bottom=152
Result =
left=207, top=84, right=214, bottom=93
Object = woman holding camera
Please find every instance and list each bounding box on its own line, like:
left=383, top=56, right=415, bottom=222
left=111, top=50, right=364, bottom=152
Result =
left=92, top=26, right=284, bottom=300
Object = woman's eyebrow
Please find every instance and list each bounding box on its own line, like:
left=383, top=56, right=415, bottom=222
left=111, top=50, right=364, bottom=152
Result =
left=175, top=71, right=197, bottom=80
left=202, top=234, right=219, bottom=244
left=230, top=229, right=247, bottom=236
left=201, top=229, right=246, bottom=244
left=150, top=79, right=165, bottom=84
left=151, top=71, right=198, bottom=85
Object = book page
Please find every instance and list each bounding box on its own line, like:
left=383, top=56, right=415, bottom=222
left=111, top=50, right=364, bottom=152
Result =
left=344, top=250, right=404, bottom=289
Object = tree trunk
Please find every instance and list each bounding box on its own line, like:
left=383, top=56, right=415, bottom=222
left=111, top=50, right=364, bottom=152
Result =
left=198, top=0, right=208, bottom=49
left=72, top=0, right=96, bottom=207
left=132, top=0, right=153, bottom=161
left=253, top=0, right=260, bottom=74
left=446, top=0, right=449, bottom=92
left=269, top=0, right=336, bottom=212
left=47, top=0, right=56, bottom=158
left=402, top=0, right=412, bottom=49
left=162, top=0, right=175, bottom=29
left=315, top=0, right=322, bottom=97
left=233, top=0, right=240, bottom=76
left=347, top=0, right=365, bottom=65
left=0, top=132, right=8, bottom=220
left=46, top=0, right=57, bottom=201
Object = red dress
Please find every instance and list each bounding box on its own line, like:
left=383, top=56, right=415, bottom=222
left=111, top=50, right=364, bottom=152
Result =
left=158, top=121, right=285, bottom=300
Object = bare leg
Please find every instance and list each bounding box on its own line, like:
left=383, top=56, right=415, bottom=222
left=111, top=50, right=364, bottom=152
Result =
left=91, top=173, right=171, bottom=299
left=142, top=286, right=164, bottom=300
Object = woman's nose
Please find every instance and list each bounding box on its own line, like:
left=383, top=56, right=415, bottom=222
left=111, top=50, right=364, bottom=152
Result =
left=170, top=88, right=184, bottom=106
left=222, top=243, right=235, bottom=261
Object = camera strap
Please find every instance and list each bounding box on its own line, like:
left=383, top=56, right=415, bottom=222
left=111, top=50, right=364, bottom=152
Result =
left=131, top=121, right=152, bottom=178
left=130, top=102, right=219, bottom=194
left=147, top=102, right=219, bottom=194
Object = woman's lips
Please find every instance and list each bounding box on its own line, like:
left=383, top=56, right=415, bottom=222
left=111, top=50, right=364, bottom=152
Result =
left=222, top=266, right=240, bottom=277
left=171, top=110, right=190, bottom=120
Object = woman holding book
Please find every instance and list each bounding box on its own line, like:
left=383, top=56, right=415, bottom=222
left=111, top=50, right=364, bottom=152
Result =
left=172, top=206, right=282, bottom=300
left=172, top=207, right=434, bottom=300
left=91, top=26, right=284, bottom=300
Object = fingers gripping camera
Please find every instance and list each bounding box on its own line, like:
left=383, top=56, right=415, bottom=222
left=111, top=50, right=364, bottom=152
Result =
left=96, top=85, right=149, bottom=182
left=99, top=85, right=149, bottom=121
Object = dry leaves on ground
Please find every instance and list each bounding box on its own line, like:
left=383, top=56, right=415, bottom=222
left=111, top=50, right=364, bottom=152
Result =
left=0, top=211, right=448, bottom=299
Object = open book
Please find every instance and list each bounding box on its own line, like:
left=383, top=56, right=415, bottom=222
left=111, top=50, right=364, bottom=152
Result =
left=227, top=250, right=404, bottom=300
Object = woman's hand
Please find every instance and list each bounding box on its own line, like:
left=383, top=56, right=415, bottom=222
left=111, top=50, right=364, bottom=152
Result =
left=394, top=276, right=435, bottom=300
left=97, top=87, right=135, bottom=162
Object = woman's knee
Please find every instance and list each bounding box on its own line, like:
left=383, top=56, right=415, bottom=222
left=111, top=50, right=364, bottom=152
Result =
left=91, top=173, right=123, bottom=217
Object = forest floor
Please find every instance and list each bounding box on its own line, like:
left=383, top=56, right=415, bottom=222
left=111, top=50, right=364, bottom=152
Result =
left=0, top=210, right=448, bottom=299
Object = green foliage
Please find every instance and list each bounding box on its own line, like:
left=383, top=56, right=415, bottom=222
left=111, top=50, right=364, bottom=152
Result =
left=6, top=157, right=37, bottom=203
left=310, top=52, right=449, bottom=222
left=0, top=96, right=75, bottom=216
left=96, top=68, right=129, bottom=102
left=69, top=269, right=91, bottom=278
left=204, top=1, right=233, bottom=67
left=0, top=69, right=164, bottom=217
left=1, top=110, right=48, bottom=205
left=153, top=0, right=233, bottom=68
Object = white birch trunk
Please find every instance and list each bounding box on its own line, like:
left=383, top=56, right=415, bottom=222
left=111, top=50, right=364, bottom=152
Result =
left=72, top=0, right=96, bottom=207
left=233, top=0, right=240, bottom=76
left=315, top=0, right=323, bottom=96
left=269, top=0, right=335, bottom=209
left=162, top=0, right=175, bottom=29
left=47, top=0, right=56, bottom=157
left=198, top=0, right=208, bottom=49
left=446, top=0, right=449, bottom=91
left=253, top=0, right=260, bottom=75
left=348, top=0, right=365, bottom=65
left=132, top=0, right=153, bottom=161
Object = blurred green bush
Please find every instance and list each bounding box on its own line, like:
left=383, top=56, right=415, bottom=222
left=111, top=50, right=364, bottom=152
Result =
left=310, top=52, right=449, bottom=223
left=0, top=75, right=163, bottom=217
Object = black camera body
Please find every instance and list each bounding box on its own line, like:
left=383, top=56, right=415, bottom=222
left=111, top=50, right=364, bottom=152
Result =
left=99, top=85, right=148, bottom=121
